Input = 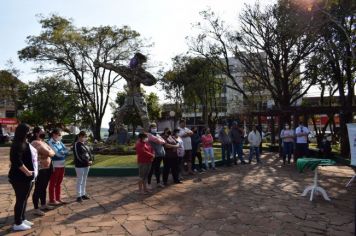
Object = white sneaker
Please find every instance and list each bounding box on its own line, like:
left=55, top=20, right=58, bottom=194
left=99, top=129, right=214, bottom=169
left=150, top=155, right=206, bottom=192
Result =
left=13, top=222, right=31, bottom=231
left=23, top=219, right=34, bottom=226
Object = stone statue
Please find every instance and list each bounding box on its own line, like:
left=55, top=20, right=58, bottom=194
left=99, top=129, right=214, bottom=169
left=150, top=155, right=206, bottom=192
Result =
left=94, top=53, right=156, bottom=133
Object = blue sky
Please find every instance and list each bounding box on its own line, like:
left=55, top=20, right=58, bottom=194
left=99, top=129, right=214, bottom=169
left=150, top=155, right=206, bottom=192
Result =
left=0, top=0, right=274, bottom=127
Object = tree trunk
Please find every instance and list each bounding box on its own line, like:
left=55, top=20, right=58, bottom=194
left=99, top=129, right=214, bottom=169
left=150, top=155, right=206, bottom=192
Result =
left=92, top=118, right=102, bottom=141
left=271, top=116, right=276, bottom=145
left=340, top=110, right=352, bottom=157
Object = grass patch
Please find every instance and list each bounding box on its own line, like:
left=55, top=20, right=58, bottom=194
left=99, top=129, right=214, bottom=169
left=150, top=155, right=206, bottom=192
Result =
left=308, top=143, right=341, bottom=154
left=66, top=148, right=223, bottom=168
left=0, top=143, right=11, bottom=147
left=66, top=154, right=137, bottom=167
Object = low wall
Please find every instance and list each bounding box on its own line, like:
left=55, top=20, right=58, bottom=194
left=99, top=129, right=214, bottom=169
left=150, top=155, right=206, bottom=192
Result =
left=65, top=146, right=351, bottom=177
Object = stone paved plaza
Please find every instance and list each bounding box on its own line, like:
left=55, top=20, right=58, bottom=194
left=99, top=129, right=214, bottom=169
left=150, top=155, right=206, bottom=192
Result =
left=0, top=146, right=356, bottom=236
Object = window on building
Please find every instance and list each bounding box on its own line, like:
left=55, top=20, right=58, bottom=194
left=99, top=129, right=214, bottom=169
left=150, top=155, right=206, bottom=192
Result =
left=6, top=110, right=15, bottom=118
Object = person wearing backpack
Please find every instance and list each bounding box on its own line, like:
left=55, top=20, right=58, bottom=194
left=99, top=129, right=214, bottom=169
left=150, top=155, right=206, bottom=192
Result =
left=280, top=123, right=295, bottom=165
left=147, top=123, right=166, bottom=188
left=73, top=131, right=93, bottom=203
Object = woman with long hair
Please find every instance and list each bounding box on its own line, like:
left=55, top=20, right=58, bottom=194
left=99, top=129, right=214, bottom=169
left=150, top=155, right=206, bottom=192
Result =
left=31, top=127, right=55, bottom=216
left=8, top=123, right=38, bottom=231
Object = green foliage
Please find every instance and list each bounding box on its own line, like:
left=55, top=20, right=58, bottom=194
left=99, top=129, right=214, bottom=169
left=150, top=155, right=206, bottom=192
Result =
left=65, top=148, right=223, bottom=167
left=146, top=92, right=161, bottom=122
left=113, top=90, right=162, bottom=129
left=18, top=76, right=80, bottom=129
left=304, top=0, right=356, bottom=156
left=161, top=56, right=222, bottom=127
left=18, top=14, right=148, bottom=140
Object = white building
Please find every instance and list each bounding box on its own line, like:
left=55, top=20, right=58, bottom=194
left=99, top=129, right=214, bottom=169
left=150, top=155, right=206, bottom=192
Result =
left=181, top=57, right=273, bottom=120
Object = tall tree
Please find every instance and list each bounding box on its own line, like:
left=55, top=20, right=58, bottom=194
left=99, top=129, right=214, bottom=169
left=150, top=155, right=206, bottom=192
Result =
left=161, top=56, right=223, bottom=131
left=146, top=92, right=162, bottom=122
left=18, top=15, right=147, bottom=140
left=189, top=2, right=322, bottom=123
left=18, top=76, right=80, bottom=130
left=306, top=0, right=356, bottom=156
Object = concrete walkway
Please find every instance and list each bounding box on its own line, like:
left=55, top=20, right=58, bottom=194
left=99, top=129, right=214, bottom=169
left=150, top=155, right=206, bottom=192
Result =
left=0, top=146, right=355, bottom=236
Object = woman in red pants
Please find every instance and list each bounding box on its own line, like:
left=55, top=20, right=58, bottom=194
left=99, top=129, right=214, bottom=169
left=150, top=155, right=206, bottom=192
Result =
left=47, top=129, right=68, bottom=205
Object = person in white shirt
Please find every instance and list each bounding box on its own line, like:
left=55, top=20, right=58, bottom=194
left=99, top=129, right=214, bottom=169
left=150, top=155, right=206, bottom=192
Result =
left=248, top=126, right=262, bottom=164
left=295, top=121, right=310, bottom=161
left=177, top=120, right=194, bottom=175
left=173, top=129, right=185, bottom=180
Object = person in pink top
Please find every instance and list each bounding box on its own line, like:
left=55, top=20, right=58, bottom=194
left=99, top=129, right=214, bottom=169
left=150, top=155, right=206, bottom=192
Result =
left=201, top=128, right=215, bottom=170
left=280, top=123, right=295, bottom=165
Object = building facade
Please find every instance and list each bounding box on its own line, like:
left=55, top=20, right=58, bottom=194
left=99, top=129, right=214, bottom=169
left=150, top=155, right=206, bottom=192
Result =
left=0, top=70, right=21, bottom=135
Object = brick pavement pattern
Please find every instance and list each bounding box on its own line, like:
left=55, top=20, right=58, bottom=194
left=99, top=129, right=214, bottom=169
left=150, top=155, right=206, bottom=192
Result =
left=0, top=146, right=355, bottom=236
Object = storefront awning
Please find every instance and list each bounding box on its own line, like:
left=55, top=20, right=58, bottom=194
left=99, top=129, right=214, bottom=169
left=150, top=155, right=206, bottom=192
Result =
left=0, top=118, right=18, bottom=125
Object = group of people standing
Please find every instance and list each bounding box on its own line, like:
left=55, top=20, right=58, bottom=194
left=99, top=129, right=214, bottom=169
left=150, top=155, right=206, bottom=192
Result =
left=280, top=121, right=311, bottom=165
left=135, top=120, right=220, bottom=194
left=218, top=121, right=262, bottom=166
left=8, top=123, right=93, bottom=231
left=135, top=120, right=264, bottom=194
left=7, top=120, right=315, bottom=230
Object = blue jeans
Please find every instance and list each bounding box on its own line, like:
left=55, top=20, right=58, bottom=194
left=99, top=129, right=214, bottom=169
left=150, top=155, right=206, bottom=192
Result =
left=221, top=143, right=232, bottom=166
left=248, top=146, right=260, bottom=162
left=232, top=143, right=244, bottom=163
left=283, top=142, right=293, bottom=163
left=203, top=147, right=215, bottom=168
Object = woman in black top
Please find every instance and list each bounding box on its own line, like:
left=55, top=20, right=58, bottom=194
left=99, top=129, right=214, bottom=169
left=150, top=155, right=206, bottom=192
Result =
left=8, top=123, right=38, bottom=231
left=73, top=131, right=93, bottom=202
